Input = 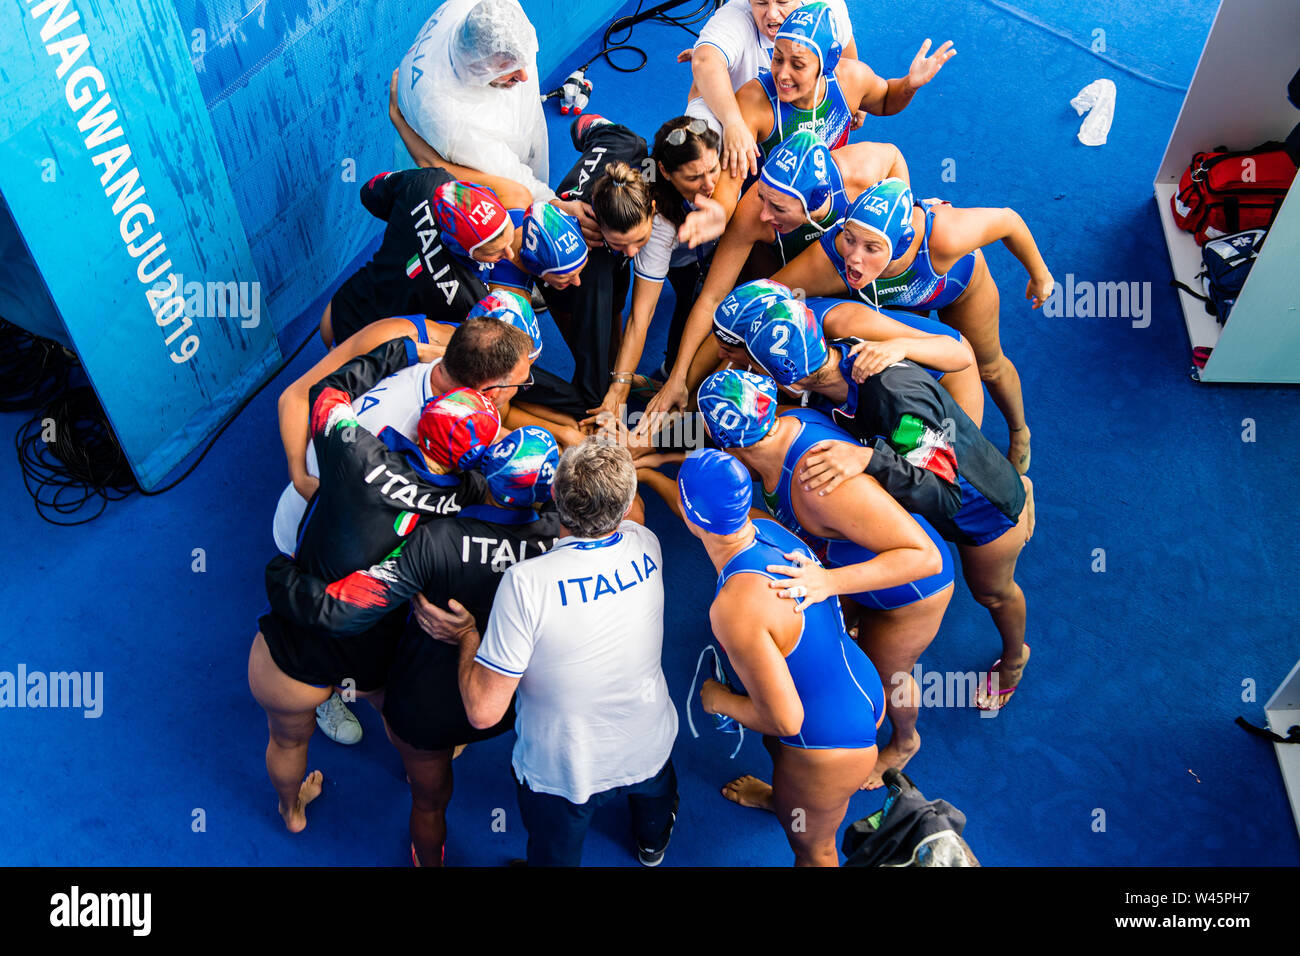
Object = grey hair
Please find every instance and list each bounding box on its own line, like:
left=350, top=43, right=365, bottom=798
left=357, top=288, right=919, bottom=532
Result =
left=552, top=438, right=637, bottom=538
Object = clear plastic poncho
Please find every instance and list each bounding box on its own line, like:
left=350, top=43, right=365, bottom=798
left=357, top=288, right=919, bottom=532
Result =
left=397, top=0, right=553, bottom=201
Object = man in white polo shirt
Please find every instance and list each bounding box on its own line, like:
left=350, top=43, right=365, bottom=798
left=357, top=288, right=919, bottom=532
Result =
left=424, top=438, right=679, bottom=866
left=685, top=0, right=858, bottom=176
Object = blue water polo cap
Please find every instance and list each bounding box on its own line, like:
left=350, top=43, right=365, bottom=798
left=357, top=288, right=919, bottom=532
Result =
left=678, top=449, right=753, bottom=535
left=745, top=297, right=829, bottom=386
left=480, top=426, right=559, bottom=507
left=519, top=201, right=588, bottom=278
left=842, top=177, right=915, bottom=261
left=760, top=130, right=837, bottom=220
left=714, top=278, right=794, bottom=347
left=697, top=370, right=779, bottom=449
left=467, top=290, right=542, bottom=360
left=775, top=1, right=842, bottom=76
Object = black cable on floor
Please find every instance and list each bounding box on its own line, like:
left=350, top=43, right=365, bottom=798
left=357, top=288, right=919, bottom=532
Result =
left=13, top=320, right=320, bottom=525
left=0, top=318, right=74, bottom=412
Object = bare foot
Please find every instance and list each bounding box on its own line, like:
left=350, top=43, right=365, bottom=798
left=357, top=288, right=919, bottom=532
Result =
left=1020, top=475, right=1035, bottom=542
left=721, top=774, right=774, bottom=813
left=861, top=732, right=921, bottom=790
left=1008, top=425, right=1030, bottom=474
left=976, top=644, right=1032, bottom=711
left=279, top=770, right=324, bottom=833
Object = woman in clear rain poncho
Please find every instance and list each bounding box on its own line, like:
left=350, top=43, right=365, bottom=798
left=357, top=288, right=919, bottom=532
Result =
left=396, top=0, right=554, bottom=203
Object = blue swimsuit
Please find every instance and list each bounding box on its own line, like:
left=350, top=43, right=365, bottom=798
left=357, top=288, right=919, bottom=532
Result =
left=819, top=199, right=978, bottom=312
left=760, top=408, right=954, bottom=610
left=717, top=519, right=882, bottom=750
left=756, top=71, right=854, bottom=160
left=803, top=297, right=959, bottom=382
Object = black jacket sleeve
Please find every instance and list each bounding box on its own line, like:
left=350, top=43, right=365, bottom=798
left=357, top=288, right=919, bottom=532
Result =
left=265, top=537, right=431, bottom=636
left=359, top=171, right=402, bottom=221
left=307, top=338, right=418, bottom=442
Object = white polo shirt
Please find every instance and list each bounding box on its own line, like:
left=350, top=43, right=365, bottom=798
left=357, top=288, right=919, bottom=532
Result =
left=476, top=520, right=678, bottom=803
left=632, top=210, right=716, bottom=282
left=693, top=0, right=855, bottom=94
left=271, top=359, right=440, bottom=556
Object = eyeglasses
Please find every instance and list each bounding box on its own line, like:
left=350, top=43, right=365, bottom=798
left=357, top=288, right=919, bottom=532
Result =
left=665, top=119, right=710, bottom=147
left=482, top=372, right=534, bottom=391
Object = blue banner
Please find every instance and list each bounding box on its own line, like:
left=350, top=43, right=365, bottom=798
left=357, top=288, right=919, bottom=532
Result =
left=0, top=0, right=281, bottom=490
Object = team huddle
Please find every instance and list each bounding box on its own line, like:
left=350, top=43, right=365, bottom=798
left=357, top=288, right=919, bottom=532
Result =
left=248, top=0, right=1051, bottom=867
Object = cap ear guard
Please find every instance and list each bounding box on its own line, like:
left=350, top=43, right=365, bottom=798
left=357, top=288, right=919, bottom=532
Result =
left=743, top=298, right=829, bottom=386
left=714, top=278, right=795, bottom=344
left=776, top=2, right=842, bottom=76
left=520, top=201, right=588, bottom=277
left=760, top=131, right=835, bottom=221
left=481, top=425, right=559, bottom=506
left=696, top=369, right=779, bottom=449
left=843, top=178, right=916, bottom=261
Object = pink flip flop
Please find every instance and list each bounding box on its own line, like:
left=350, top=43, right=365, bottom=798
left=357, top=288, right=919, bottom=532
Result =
left=976, top=645, right=1029, bottom=712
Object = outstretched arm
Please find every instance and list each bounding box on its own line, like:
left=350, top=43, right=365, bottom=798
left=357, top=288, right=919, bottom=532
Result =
left=264, top=541, right=427, bottom=636
left=691, top=44, right=760, bottom=179
left=851, top=39, right=956, bottom=116
left=639, top=193, right=767, bottom=430
left=278, top=319, right=433, bottom=498
left=928, top=206, right=1054, bottom=307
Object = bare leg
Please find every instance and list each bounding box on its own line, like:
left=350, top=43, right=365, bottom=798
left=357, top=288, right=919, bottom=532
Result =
left=770, top=743, right=878, bottom=867
left=384, top=720, right=453, bottom=867
left=247, top=633, right=329, bottom=832
left=855, top=586, right=952, bottom=788
left=958, top=495, right=1033, bottom=710
left=939, top=256, right=1030, bottom=472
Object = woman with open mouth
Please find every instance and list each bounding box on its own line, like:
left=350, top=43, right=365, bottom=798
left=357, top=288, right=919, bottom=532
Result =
left=771, top=177, right=1054, bottom=474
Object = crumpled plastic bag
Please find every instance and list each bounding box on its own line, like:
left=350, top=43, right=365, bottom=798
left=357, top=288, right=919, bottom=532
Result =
left=1071, top=78, right=1116, bottom=146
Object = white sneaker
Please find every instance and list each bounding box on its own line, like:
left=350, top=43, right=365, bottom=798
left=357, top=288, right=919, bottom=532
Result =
left=315, top=692, right=363, bottom=745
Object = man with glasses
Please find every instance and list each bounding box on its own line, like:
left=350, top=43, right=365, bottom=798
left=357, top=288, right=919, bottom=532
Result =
left=271, top=316, right=537, bottom=745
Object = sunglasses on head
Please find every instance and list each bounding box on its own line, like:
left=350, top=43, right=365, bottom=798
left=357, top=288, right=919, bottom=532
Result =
left=666, top=119, right=710, bottom=147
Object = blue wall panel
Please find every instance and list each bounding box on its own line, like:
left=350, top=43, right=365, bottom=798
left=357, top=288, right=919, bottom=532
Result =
left=0, top=0, right=282, bottom=489
left=172, top=0, right=632, bottom=340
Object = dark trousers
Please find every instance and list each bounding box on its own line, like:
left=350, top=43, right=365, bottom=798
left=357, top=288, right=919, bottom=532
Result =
left=664, top=260, right=706, bottom=372
left=521, top=120, right=648, bottom=418
left=515, top=758, right=677, bottom=867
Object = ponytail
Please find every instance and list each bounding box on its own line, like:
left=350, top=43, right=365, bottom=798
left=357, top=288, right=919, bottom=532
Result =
left=591, top=161, right=654, bottom=233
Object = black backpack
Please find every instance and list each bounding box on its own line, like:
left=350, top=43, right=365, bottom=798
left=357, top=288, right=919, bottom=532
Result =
left=1173, top=228, right=1267, bottom=325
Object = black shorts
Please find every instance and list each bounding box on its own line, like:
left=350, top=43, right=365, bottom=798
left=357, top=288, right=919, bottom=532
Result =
left=382, top=625, right=516, bottom=752
left=328, top=274, right=383, bottom=346
left=258, top=609, right=405, bottom=693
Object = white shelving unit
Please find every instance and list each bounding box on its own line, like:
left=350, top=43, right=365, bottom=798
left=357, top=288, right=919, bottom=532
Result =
left=1152, top=0, right=1300, bottom=383
left=1264, top=661, right=1300, bottom=839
